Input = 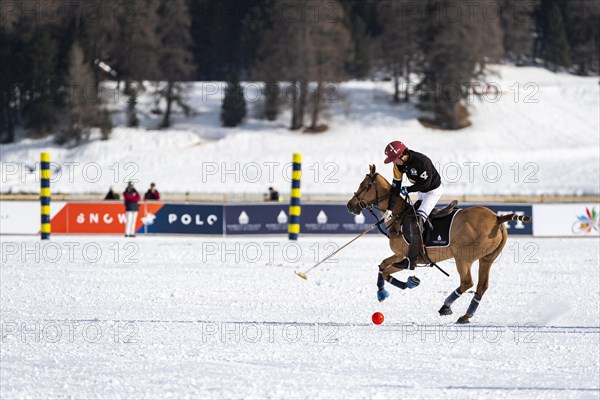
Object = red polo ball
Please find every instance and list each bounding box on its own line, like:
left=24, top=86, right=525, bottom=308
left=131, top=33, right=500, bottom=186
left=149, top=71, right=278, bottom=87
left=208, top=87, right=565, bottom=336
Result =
left=372, top=312, right=384, bottom=325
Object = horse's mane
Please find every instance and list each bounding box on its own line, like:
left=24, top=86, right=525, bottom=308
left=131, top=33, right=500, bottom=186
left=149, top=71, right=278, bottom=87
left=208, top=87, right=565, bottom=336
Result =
left=376, top=173, right=391, bottom=188
left=367, top=165, right=391, bottom=189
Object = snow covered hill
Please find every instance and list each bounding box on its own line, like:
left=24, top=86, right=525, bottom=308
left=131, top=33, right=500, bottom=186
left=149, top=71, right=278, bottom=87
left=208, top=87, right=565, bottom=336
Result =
left=1, top=65, right=598, bottom=196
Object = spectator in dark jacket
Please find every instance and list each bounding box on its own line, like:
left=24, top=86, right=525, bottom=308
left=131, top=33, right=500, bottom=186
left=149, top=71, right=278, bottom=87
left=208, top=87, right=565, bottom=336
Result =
left=104, top=186, right=120, bottom=200
left=266, top=187, right=280, bottom=202
left=144, top=182, right=160, bottom=200
left=123, top=182, right=141, bottom=237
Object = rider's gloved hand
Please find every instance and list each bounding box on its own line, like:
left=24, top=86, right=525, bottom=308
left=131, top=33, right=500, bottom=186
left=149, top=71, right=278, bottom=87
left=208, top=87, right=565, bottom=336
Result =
left=383, top=209, right=393, bottom=221
left=400, top=186, right=409, bottom=196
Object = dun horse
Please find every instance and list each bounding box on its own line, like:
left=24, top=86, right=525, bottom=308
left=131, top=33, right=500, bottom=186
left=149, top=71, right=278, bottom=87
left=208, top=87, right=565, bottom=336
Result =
left=347, top=165, right=531, bottom=323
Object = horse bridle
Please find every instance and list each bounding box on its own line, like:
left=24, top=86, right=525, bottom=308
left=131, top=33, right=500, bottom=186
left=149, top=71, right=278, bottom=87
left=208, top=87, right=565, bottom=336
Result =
left=352, top=173, right=389, bottom=212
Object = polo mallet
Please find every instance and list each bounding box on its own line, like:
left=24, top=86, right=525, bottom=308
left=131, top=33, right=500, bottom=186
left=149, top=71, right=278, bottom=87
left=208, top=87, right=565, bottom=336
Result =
left=295, top=219, right=385, bottom=280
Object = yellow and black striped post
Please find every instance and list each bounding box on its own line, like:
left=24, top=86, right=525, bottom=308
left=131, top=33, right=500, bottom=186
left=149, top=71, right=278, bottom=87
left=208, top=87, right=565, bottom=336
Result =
left=288, top=153, right=302, bottom=240
left=40, top=152, right=51, bottom=240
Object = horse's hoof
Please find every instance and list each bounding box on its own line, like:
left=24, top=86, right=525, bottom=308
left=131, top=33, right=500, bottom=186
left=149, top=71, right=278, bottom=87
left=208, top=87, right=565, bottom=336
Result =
left=456, top=315, right=470, bottom=324
left=438, top=305, right=453, bottom=316
left=377, top=289, right=390, bottom=302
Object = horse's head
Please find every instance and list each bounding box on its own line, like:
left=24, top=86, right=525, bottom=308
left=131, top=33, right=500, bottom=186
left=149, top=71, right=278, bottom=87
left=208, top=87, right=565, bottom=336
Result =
left=346, top=165, right=391, bottom=215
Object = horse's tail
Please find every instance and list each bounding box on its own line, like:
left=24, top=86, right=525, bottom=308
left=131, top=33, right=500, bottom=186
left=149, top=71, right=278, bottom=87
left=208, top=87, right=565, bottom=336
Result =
left=496, top=213, right=532, bottom=225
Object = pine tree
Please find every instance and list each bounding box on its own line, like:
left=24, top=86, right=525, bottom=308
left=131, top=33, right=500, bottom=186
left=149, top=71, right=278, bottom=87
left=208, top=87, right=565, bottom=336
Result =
left=23, top=28, right=59, bottom=135
left=156, top=0, right=194, bottom=128
left=544, top=3, right=571, bottom=68
left=254, top=0, right=351, bottom=131
left=263, top=80, right=279, bottom=121
left=254, top=0, right=307, bottom=130
left=0, top=28, right=17, bottom=143
left=376, top=0, right=422, bottom=103
left=305, top=6, right=352, bottom=131
left=99, top=108, right=113, bottom=140
left=90, top=0, right=161, bottom=127
left=124, top=83, right=140, bottom=127
left=59, top=41, right=98, bottom=145
left=563, top=0, right=599, bottom=74
left=348, top=15, right=371, bottom=79
left=418, top=0, right=503, bottom=130
left=500, top=0, right=537, bottom=63
left=221, top=75, right=246, bottom=127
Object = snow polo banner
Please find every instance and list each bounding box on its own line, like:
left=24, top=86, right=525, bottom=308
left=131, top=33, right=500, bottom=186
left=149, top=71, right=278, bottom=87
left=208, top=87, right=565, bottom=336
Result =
left=46, top=203, right=222, bottom=235
left=225, top=204, right=290, bottom=235
left=50, top=202, right=165, bottom=234
left=144, top=204, right=223, bottom=235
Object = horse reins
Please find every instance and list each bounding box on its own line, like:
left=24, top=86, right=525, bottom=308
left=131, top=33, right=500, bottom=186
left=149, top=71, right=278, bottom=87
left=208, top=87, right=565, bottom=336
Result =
left=352, top=173, right=392, bottom=237
left=352, top=173, right=448, bottom=277
left=351, top=173, right=389, bottom=212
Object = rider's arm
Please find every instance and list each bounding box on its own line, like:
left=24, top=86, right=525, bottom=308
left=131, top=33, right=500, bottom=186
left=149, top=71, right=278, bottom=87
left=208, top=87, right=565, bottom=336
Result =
left=387, top=164, right=404, bottom=211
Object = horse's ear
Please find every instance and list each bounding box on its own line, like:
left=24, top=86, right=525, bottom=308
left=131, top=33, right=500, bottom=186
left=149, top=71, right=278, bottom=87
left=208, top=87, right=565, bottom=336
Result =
left=369, top=164, right=376, bottom=176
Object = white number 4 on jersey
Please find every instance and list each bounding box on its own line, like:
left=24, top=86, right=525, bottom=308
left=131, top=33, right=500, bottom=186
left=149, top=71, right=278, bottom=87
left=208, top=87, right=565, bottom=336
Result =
left=420, top=171, right=428, bottom=179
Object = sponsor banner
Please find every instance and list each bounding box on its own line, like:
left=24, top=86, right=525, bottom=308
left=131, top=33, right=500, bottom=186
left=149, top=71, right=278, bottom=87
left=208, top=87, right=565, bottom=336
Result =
left=533, top=204, right=599, bottom=237
left=51, top=202, right=164, bottom=234
left=0, top=201, right=66, bottom=234
left=0, top=201, right=545, bottom=236
left=300, top=203, right=483, bottom=235
left=485, top=204, right=533, bottom=235
left=225, top=205, right=289, bottom=234
left=224, top=204, right=380, bottom=235
left=301, top=205, right=380, bottom=234
left=145, top=204, right=223, bottom=235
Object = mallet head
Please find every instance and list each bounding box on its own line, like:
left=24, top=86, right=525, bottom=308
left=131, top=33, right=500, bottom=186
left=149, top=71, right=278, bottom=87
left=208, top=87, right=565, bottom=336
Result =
left=295, top=271, right=308, bottom=280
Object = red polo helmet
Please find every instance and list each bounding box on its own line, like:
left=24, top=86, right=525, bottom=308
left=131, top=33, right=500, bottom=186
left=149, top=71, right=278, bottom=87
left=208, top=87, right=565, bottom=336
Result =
left=384, top=141, right=408, bottom=164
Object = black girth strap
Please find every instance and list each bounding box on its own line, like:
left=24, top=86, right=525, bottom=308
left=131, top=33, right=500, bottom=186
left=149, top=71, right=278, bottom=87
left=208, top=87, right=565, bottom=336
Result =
left=368, top=208, right=390, bottom=238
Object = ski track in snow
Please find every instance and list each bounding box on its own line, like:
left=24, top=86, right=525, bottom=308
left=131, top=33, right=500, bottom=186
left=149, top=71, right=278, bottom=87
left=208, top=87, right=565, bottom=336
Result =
left=1, top=235, right=598, bottom=399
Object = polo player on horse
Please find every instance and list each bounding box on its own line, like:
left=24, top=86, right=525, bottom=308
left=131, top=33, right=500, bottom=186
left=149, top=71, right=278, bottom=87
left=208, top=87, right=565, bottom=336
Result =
left=383, top=141, right=443, bottom=270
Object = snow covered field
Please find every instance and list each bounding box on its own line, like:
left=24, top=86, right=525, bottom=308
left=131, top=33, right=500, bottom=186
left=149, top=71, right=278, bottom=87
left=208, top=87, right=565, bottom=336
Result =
left=1, top=65, right=599, bottom=196
left=1, top=235, right=598, bottom=399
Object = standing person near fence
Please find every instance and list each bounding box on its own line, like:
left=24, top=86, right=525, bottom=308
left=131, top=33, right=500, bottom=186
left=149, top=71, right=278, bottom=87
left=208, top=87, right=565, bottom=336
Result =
left=123, top=181, right=140, bottom=237
left=144, top=182, right=160, bottom=200
left=104, top=186, right=120, bottom=200
left=267, top=186, right=280, bottom=202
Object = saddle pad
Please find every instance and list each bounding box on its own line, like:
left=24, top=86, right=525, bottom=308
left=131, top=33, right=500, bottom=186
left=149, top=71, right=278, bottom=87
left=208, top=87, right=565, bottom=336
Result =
left=425, top=209, right=461, bottom=247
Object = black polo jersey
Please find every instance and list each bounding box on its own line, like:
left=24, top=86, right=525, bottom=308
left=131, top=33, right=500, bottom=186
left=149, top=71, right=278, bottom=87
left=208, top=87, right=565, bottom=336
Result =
left=391, top=150, right=441, bottom=193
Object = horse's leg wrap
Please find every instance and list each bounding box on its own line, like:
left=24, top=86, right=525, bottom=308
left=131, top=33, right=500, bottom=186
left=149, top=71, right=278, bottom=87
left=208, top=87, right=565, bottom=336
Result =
left=376, top=272, right=390, bottom=302
left=377, top=272, right=385, bottom=290
left=444, top=287, right=463, bottom=307
left=465, top=293, right=482, bottom=318
left=440, top=287, right=463, bottom=315
left=386, top=275, right=407, bottom=290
